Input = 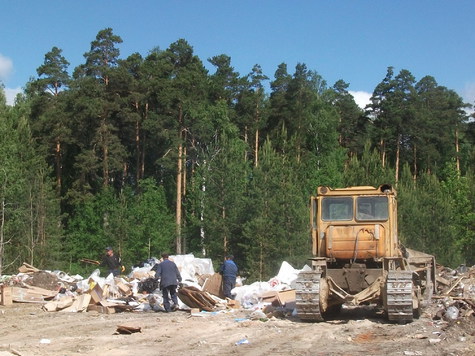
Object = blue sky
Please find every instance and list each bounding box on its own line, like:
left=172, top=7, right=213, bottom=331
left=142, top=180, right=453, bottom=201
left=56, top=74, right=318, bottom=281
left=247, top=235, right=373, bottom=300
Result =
left=1, top=1, right=474, bottom=109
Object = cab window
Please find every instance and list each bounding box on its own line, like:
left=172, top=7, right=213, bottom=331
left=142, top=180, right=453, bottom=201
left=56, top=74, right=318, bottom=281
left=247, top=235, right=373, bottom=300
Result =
left=356, top=196, right=388, bottom=221
left=322, top=197, right=353, bottom=221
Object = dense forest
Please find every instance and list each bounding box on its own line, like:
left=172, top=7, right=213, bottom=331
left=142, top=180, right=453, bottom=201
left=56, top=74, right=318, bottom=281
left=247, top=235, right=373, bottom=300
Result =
left=1, top=28, right=474, bottom=280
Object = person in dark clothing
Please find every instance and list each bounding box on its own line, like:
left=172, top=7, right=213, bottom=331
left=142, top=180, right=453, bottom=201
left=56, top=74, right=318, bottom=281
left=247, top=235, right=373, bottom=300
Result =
left=101, top=247, right=123, bottom=277
left=153, top=253, right=182, bottom=312
left=220, top=255, right=238, bottom=299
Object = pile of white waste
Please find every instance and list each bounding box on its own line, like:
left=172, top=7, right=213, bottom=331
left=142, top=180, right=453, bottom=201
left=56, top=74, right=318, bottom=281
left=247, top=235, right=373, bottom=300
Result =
left=232, top=261, right=310, bottom=309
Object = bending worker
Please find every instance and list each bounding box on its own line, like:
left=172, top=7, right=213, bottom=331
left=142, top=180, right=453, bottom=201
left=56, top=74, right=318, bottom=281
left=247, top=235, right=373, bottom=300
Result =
left=153, top=253, right=182, bottom=312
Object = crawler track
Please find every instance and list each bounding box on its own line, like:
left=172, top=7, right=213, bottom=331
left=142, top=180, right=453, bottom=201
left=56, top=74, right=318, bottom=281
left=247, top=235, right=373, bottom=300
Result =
left=295, top=271, right=324, bottom=321
left=385, top=270, right=414, bottom=323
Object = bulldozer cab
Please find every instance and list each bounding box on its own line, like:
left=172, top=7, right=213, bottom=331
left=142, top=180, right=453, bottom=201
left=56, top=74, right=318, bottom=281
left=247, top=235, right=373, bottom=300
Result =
left=311, top=184, right=399, bottom=261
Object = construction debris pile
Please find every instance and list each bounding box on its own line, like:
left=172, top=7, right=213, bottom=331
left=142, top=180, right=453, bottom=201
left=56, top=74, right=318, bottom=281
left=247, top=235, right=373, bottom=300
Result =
left=1, top=257, right=474, bottom=324
left=0, top=255, right=229, bottom=313
left=431, top=264, right=475, bottom=321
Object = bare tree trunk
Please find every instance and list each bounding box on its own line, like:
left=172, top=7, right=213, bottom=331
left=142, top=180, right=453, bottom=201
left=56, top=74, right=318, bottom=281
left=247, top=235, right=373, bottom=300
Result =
left=259, top=241, right=263, bottom=281
left=121, top=163, right=127, bottom=191
left=254, top=103, right=260, bottom=167
left=140, top=103, right=148, bottom=180
left=0, top=197, right=5, bottom=275
left=183, top=132, right=187, bottom=197
left=200, top=168, right=206, bottom=256
left=254, top=128, right=259, bottom=167
left=135, top=101, right=141, bottom=183
left=413, top=144, right=417, bottom=181
left=244, top=125, right=248, bottom=162
left=455, top=126, right=460, bottom=174
left=222, top=201, right=227, bottom=256
left=100, top=118, right=110, bottom=187
left=29, top=188, right=34, bottom=265
left=380, top=138, right=386, bottom=168
left=175, top=106, right=184, bottom=254
left=37, top=178, right=47, bottom=263
left=395, top=134, right=401, bottom=183
left=55, top=140, right=62, bottom=194
left=182, top=143, right=187, bottom=254
left=103, top=143, right=109, bottom=187
left=176, top=141, right=183, bottom=254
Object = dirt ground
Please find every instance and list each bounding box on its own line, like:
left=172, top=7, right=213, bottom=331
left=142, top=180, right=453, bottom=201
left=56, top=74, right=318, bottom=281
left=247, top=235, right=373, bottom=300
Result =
left=1, top=302, right=474, bottom=356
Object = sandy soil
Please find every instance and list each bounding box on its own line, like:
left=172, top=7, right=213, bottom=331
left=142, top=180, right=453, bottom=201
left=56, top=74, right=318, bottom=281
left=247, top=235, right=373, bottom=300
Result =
left=0, top=302, right=474, bottom=356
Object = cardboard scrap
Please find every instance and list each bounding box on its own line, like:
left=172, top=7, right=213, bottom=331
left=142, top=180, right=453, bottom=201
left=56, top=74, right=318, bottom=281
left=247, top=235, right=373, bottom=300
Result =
left=260, top=290, right=296, bottom=307
left=42, top=301, right=59, bottom=312
left=130, top=270, right=156, bottom=280
left=101, top=299, right=133, bottom=312
left=260, top=291, right=279, bottom=304
left=60, top=294, right=91, bottom=312
left=42, top=296, right=75, bottom=312
left=89, top=283, right=104, bottom=304
left=227, top=299, right=241, bottom=309
left=117, top=281, right=132, bottom=296
left=276, top=290, right=296, bottom=305
left=87, top=304, right=116, bottom=314
left=202, top=273, right=225, bottom=299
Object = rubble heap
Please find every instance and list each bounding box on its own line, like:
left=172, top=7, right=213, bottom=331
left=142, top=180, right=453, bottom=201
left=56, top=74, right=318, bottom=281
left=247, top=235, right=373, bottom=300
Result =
left=1, top=257, right=474, bottom=324
left=431, top=264, right=475, bottom=321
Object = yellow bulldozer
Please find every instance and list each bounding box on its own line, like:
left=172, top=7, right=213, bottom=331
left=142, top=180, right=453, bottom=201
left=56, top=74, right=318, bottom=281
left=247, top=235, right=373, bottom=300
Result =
left=295, top=184, right=436, bottom=322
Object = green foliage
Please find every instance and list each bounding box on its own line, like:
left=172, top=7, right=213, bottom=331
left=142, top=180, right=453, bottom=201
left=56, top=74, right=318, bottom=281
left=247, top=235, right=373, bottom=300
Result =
left=398, top=165, right=464, bottom=267
left=65, top=180, right=175, bottom=275
left=126, top=179, right=175, bottom=263
left=186, top=133, right=250, bottom=265
left=344, top=142, right=395, bottom=187
left=2, top=29, right=473, bottom=278
left=0, top=101, right=61, bottom=274
left=242, top=140, right=309, bottom=282
left=329, top=79, right=368, bottom=155
left=439, top=162, right=475, bottom=265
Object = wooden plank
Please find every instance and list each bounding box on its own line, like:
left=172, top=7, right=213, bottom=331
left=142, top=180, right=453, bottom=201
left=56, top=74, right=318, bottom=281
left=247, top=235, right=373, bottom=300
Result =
left=22, top=284, right=58, bottom=298
left=116, top=324, right=141, bottom=334
left=178, top=287, right=216, bottom=311
left=17, top=262, right=40, bottom=273
left=11, top=286, right=55, bottom=303
left=0, top=285, right=13, bottom=306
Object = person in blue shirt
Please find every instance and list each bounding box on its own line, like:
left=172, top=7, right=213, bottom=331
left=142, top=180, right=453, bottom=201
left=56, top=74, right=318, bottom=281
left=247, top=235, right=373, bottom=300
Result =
left=220, top=254, right=238, bottom=299
left=153, top=253, right=182, bottom=312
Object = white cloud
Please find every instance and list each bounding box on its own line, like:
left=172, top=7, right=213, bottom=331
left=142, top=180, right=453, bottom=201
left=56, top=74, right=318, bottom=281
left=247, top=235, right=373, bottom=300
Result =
left=0, top=54, right=13, bottom=81
left=461, top=83, right=475, bottom=116
left=462, top=82, right=475, bottom=104
left=349, top=90, right=372, bottom=109
left=4, top=87, right=22, bottom=106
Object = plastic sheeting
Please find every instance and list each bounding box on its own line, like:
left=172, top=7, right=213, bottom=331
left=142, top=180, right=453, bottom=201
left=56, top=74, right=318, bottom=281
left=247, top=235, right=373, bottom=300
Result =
left=232, top=261, right=305, bottom=309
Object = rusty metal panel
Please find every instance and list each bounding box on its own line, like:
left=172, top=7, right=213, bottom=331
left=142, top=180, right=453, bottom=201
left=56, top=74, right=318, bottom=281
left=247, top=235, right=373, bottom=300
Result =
left=324, top=225, right=386, bottom=260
